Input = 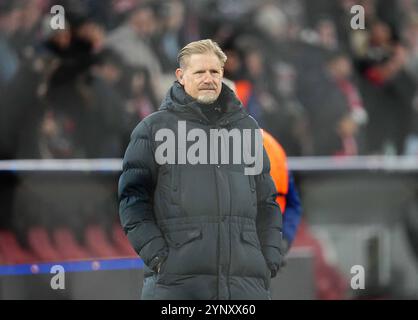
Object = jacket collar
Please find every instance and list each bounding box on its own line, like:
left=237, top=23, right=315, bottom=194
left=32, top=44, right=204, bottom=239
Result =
left=159, top=81, right=249, bottom=126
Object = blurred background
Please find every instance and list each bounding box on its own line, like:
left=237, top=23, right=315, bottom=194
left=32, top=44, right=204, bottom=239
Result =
left=0, top=0, right=417, bottom=299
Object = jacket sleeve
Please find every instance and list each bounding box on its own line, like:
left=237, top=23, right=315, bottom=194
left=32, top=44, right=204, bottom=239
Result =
left=255, top=146, right=283, bottom=277
left=118, top=121, right=168, bottom=271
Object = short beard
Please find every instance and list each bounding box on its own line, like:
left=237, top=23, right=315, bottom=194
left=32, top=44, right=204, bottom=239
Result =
left=196, top=93, right=218, bottom=104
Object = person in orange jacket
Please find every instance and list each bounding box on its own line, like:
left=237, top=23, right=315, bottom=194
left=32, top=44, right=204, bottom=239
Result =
left=262, top=130, right=302, bottom=254
left=224, top=78, right=302, bottom=253
left=264, top=130, right=349, bottom=298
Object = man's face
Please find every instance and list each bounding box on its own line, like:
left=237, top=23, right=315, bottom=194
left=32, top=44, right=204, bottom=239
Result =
left=176, top=52, right=223, bottom=104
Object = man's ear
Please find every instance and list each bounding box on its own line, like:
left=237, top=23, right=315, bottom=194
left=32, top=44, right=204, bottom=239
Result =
left=175, top=68, right=185, bottom=85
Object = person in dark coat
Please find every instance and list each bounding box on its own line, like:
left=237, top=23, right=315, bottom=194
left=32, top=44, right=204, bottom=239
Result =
left=118, top=39, right=283, bottom=300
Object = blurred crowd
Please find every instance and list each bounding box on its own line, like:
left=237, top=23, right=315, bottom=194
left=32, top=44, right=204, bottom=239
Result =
left=1, top=0, right=418, bottom=159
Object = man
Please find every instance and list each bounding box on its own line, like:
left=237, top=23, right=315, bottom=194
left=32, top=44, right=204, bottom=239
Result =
left=118, top=39, right=283, bottom=300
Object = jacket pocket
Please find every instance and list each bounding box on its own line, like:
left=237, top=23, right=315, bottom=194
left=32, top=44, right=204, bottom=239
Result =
left=166, top=228, right=202, bottom=248
left=240, top=230, right=270, bottom=287
left=159, top=228, right=203, bottom=277
left=241, top=230, right=261, bottom=250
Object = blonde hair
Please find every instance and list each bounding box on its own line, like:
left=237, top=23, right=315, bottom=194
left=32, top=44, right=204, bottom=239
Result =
left=177, top=39, right=227, bottom=68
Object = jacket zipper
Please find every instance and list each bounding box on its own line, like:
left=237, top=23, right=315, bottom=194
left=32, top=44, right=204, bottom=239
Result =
left=211, top=123, right=222, bottom=299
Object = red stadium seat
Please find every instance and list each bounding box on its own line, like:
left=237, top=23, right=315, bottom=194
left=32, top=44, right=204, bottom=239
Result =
left=27, top=226, right=61, bottom=262
left=112, top=223, right=137, bottom=257
left=292, top=220, right=348, bottom=299
left=52, top=227, right=91, bottom=260
left=0, top=230, right=37, bottom=264
left=85, top=225, right=119, bottom=258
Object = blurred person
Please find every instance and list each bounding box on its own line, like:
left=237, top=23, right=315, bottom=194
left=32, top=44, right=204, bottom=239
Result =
left=40, top=13, right=102, bottom=87
left=38, top=14, right=120, bottom=157
left=0, top=2, right=22, bottom=87
left=316, top=18, right=339, bottom=51
left=327, top=52, right=368, bottom=155
left=250, top=1, right=301, bottom=68
left=152, top=0, right=200, bottom=73
left=309, top=0, right=354, bottom=53
left=226, top=38, right=311, bottom=156
left=0, top=1, right=22, bottom=37
left=74, top=19, right=106, bottom=54
left=253, top=3, right=288, bottom=43
left=126, top=67, right=158, bottom=118
left=279, top=0, right=306, bottom=29
left=42, top=18, right=72, bottom=58
left=1, top=51, right=62, bottom=159
left=402, top=17, right=418, bottom=155
left=37, top=109, right=85, bottom=158
left=356, top=20, right=416, bottom=154
left=64, top=16, right=105, bottom=74
left=224, top=79, right=302, bottom=253
left=88, top=48, right=130, bottom=157
left=262, top=61, right=312, bottom=156
left=93, top=48, right=125, bottom=86
left=91, top=48, right=159, bottom=151
left=242, top=46, right=276, bottom=126
left=43, top=73, right=122, bottom=158
left=10, top=0, right=44, bottom=58
left=247, top=3, right=311, bottom=147
left=261, top=130, right=302, bottom=255
left=328, top=53, right=367, bottom=120
left=308, top=51, right=363, bottom=156
left=221, top=43, right=264, bottom=131
left=221, top=41, right=263, bottom=122
left=223, top=44, right=246, bottom=81
left=249, top=0, right=300, bottom=66
left=299, top=17, right=341, bottom=63
left=210, top=0, right=258, bottom=23
left=403, top=15, right=418, bottom=155
left=192, top=0, right=258, bottom=40
left=403, top=16, right=418, bottom=81
left=83, top=0, right=132, bottom=31
left=118, top=39, right=283, bottom=300
left=153, top=0, right=192, bottom=73
left=348, top=0, right=379, bottom=58
left=106, top=3, right=167, bottom=97
left=120, top=66, right=158, bottom=147
left=375, top=0, right=404, bottom=38
left=296, top=50, right=357, bottom=156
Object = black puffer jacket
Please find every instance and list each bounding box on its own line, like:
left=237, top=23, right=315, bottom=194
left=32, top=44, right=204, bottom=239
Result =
left=118, top=81, right=283, bottom=300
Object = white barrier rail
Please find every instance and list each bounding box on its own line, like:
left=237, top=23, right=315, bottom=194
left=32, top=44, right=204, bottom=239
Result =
left=0, top=156, right=417, bottom=172
left=287, top=155, right=418, bottom=172
left=0, top=159, right=123, bottom=172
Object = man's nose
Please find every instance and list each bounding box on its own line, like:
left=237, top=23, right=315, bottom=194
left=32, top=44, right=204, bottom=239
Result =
left=203, top=71, right=214, bottom=83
